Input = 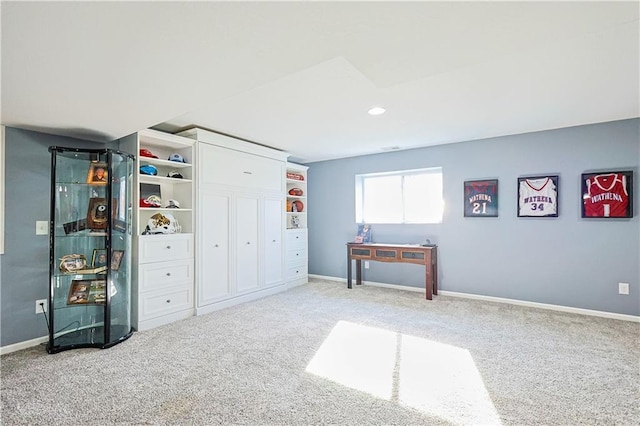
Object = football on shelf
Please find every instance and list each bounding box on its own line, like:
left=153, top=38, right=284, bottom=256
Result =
left=288, top=187, right=304, bottom=196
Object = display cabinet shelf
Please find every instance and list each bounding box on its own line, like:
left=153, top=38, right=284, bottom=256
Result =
left=47, top=146, right=134, bottom=354
left=119, top=128, right=196, bottom=331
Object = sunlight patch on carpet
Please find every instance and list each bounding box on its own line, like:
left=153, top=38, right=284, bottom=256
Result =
left=305, top=321, right=502, bottom=425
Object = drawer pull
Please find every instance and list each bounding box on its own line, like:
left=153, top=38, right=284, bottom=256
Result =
left=214, top=244, right=219, bottom=247
left=246, top=241, right=251, bottom=245
left=166, top=272, right=171, bottom=276
left=166, top=299, right=171, bottom=303
left=273, top=239, right=276, bottom=243
left=243, top=171, right=253, bottom=175
left=296, top=253, right=299, bottom=256
left=166, top=245, right=171, bottom=249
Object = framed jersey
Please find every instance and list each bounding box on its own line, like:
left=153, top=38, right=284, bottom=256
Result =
left=464, top=179, right=498, bottom=217
left=517, top=175, right=559, bottom=217
left=581, top=171, right=633, bottom=218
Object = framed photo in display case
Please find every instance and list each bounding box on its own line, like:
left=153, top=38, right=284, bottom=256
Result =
left=464, top=179, right=498, bottom=217
left=517, top=175, right=559, bottom=217
left=111, top=250, right=124, bottom=270
left=581, top=171, right=633, bottom=218
left=87, top=162, right=108, bottom=184
left=92, top=249, right=107, bottom=268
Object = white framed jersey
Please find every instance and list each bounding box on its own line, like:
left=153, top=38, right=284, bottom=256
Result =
left=517, top=175, right=559, bottom=217
left=581, top=171, right=633, bottom=218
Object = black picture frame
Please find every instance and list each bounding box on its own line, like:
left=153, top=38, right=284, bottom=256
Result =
left=517, top=175, right=559, bottom=217
left=92, top=249, right=107, bottom=268
left=581, top=170, right=633, bottom=218
left=464, top=179, right=498, bottom=217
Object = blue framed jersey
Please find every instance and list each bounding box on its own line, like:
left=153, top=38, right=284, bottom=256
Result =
left=464, top=179, right=498, bottom=217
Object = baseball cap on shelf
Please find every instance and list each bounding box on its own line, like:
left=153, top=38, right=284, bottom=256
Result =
left=164, top=199, right=181, bottom=209
left=168, top=153, right=187, bottom=163
left=140, top=164, right=158, bottom=175
left=167, top=170, right=183, bottom=179
left=139, top=148, right=158, bottom=159
left=140, top=195, right=162, bottom=208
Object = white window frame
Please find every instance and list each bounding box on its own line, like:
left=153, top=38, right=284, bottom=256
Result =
left=355, top=167, right=443, bottom=224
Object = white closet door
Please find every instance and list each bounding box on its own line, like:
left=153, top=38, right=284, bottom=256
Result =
left=264, top=196, right=284, bottom=288
left=199, top=191, right=231, bottom=305
left=236, top=195, right=259, bottom=293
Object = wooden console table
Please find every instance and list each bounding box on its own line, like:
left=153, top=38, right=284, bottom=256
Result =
left=346, top=243, right=438, bottom=300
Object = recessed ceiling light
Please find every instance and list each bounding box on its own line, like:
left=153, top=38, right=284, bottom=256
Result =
left=368, top=107, right=386, bottom=115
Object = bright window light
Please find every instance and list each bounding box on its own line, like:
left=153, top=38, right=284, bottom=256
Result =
left=355, top=167, right=444, bottom=224
left=306, top=321, right=502, bottom=425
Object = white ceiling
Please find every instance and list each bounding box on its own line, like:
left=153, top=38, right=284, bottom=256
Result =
left=2, top=1, right=638, bottom=163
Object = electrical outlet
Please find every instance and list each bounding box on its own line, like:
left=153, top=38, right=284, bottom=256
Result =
left=618, top=283, right=629, bottom=295
left=364, top=261, right=370, bottom=269
left=35, top=221, right=48, bottom=235
left=35, top=299, right=48, bottom=314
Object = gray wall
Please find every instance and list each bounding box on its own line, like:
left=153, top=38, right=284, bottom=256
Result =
left=1, top=120, right=638, bottom=348
left=307, top=119, right=640, bottom=316
left=0, top=128, right=106, bottom=347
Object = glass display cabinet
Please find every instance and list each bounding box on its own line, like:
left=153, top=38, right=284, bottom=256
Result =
left=47, top=147, right=134, bottom=353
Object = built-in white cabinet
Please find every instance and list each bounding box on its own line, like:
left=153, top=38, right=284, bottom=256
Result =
left=179, top=128, right=289, bottom=315
left=286, top=163, right=309, bottom=287
left=119, top=129, right=196, bottom=331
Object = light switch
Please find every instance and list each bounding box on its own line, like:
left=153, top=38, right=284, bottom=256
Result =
left=36, top=221, right=49, bottom=235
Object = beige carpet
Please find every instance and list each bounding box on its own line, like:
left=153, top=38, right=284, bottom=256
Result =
left=2, top=278, right=639, bottom=425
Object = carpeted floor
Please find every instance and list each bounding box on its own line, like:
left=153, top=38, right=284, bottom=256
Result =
left=1, top=278, right=639, bottom=425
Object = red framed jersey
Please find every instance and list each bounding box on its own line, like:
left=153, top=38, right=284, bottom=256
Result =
left=583, top=172, right=631, bottom=217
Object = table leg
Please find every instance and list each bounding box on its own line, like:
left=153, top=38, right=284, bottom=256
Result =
left=356, top=259, right=362, bottom=285
left=425, top=251, right=433, bottom=300
left=432, top=248, right=438, bottom=295
left=347, top=248, right=352, bottom=289
left=425, top=266, right=433, bottom=300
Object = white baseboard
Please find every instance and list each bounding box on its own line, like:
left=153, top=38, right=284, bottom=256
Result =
left=0, top=335, right=48, bottom=355
left=308, top=274, right=640, bottom=323
left=137, top=309, right=195, bottom=332
left=196, top=283, right=288, bottom=316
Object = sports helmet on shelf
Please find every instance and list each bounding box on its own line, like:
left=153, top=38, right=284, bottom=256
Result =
left=143, top=213, right=180, bottom=235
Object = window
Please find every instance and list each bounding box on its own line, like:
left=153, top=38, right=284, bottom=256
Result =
left=355, top=167, right=443, bottom=224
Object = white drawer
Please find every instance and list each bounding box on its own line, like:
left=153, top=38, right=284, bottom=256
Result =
left=200, top=145, right=283, bottom=192
left=286, top=229, right=307, bottom=250
left=139, top=259, right=193, bottom=293
left=286, top=247, right=307, bottom=263
left=139, top=286, right=193, bottom=320
left=287, top=264, right=308, bottom=280
left=139, top=234, right=193, bottom=263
